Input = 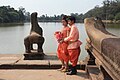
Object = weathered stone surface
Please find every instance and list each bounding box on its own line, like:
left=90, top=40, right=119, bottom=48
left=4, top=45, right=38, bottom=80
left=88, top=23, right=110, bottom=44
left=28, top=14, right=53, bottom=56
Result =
left=16, top=60, right=49, bottom=65
left=0, top=69, right=89, bottom=80
left=0, top=54, right=83, bottom=69
left=49, top=60, right=62, bottom=69
left=24, top=53, right=44, bottom=60
left=79, top=60, right=86, bottom=70
left=44, top=53, right=58, bottom=60
left=84, top=17, right=120, bottom=80
left=86, top=65, right=100, bottom=80
left=0, top=54, right=22, bottom=65
left=15, top=60, right=50, bottom=69
left=102, top=38, right=120, bottom=68
left=84, top=17, right=116, bottom=53
left=24, top=12, right=45, bottom=56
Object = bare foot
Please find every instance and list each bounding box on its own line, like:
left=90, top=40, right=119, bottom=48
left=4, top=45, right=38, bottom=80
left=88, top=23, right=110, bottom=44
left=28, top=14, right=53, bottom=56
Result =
left=57, top=66, right=65, bottom=71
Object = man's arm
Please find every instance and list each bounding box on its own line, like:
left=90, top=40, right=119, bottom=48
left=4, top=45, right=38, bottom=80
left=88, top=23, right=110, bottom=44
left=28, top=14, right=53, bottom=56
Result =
left=64, top=26, right=76, bottom=42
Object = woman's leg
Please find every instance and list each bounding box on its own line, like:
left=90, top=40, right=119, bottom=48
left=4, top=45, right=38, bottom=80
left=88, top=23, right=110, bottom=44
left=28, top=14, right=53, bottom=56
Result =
left=58, top=59, right=65, bottom=71
left=61, top=57, right=69, bottom=72
left=62, top=61, right=69, bottom=72
left=65, top=61, right=69, bottom=69
left=61, top=59, right=65, bottom=67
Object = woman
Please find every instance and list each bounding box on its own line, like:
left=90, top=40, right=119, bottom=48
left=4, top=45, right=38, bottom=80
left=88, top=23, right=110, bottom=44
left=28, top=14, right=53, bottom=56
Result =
left=54, top=15, right=70, bottom=72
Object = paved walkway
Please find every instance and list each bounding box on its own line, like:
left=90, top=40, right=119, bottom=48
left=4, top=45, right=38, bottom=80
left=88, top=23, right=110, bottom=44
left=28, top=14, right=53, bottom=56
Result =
left=0, top=54, right=89, bottom=80
left=0, top=69, right=89, bottom=80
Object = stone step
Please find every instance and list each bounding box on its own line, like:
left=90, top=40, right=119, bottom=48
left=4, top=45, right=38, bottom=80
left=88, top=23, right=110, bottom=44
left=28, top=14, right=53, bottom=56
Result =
left=0, top=54, right=86, bottom=70
left=0, top=60, right=82, bottom=69
left=0, top=54, right=22, bottom=65
left=86, top=65, right=100, bottom=80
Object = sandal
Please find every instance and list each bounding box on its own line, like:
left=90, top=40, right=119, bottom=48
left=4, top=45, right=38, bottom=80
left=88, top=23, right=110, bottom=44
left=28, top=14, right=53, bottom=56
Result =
left=61, top=68, right=69, bottom=72
left=57, top=66, right=65, bottom=71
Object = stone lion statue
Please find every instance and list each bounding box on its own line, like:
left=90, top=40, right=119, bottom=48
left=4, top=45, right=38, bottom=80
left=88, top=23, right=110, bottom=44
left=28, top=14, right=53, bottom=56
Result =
left=24, top=12, right=45, bottom=54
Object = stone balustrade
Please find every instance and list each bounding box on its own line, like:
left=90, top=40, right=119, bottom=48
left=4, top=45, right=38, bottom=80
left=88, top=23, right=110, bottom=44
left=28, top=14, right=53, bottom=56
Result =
left=84, top=17, right=120, bottom=80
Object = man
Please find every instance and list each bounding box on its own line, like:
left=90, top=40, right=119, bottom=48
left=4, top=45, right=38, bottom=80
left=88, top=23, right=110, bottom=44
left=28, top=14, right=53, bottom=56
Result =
left=63, top=16, right=82, bottom=75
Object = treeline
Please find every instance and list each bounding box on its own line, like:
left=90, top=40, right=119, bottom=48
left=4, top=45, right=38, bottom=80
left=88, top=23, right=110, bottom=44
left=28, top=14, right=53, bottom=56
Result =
left=39, top=0, right=120, bottom=23
left=0, top=0, right=120, bottom=23
left=84, top=0, right=120, bottom=21
left=38, top=13, right=84, bottom=23
left=0, top=6, right=30, bottom=23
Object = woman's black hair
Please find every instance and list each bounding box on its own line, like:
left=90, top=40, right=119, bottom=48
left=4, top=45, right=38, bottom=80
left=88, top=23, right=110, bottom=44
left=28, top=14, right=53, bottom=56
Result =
left=67, top=16, right=76, bottom=23
left=62, top=15, right=68, bottom=23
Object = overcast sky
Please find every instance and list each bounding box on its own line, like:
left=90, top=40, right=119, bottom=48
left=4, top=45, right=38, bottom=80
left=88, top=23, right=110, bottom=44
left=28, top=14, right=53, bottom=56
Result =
left=0, top=0, right=104, bottom=16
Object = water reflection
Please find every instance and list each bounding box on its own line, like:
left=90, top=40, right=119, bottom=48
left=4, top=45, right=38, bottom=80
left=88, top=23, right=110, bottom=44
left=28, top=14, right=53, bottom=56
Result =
left=106, top=24, right=120, bottom=37
left=0, top=23, right=24, bottom=27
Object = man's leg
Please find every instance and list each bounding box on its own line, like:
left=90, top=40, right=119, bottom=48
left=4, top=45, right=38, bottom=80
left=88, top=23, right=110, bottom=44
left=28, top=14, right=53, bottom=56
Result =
left=67, top=47, right=80, bottom=75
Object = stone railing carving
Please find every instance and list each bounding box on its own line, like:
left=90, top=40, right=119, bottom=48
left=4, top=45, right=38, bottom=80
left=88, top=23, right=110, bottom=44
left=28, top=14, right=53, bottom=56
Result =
left=84, top=17, right=120, bottom=80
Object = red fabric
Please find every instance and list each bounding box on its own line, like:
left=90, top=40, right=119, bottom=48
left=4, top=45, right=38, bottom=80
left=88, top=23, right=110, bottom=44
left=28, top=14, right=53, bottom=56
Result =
left=57, top=42, right=69, bottom=62
left=68, top=47, right=80, bottom=67
left=55, top=27, right=70, bottom=62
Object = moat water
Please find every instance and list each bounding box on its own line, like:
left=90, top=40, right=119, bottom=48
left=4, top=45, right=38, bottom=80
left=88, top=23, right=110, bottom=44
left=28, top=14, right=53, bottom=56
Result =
left=0, top=23, right=119, bottom=60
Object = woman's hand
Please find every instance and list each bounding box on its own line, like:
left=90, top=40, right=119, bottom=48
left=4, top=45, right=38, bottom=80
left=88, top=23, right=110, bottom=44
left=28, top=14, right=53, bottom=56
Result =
left=58, top=38, right=64, bottom=43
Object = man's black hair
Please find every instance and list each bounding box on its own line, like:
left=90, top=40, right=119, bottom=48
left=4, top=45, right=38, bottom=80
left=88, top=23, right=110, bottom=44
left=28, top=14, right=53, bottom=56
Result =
left=67, top=16, right=76, bottom=23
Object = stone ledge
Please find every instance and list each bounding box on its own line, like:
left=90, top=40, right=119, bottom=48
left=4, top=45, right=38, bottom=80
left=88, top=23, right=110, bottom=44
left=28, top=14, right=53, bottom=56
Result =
left=0, top=60, right=84, bottom=69
left=86, top=65, right=100, bottom=80
left=24, top=53, right=44, bottom=60
left=0, top=54, right=86, bottom=70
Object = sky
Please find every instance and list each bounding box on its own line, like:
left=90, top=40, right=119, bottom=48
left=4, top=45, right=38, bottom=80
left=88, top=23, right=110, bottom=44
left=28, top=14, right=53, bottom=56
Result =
left=0, top=0, right=105, bottom=16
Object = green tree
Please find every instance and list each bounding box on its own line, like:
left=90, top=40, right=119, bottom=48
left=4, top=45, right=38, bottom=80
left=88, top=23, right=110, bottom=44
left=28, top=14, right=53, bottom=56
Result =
left=18, top=6, right=26, bottom=22
left=115, top=12, right=120, bottom=20
left=24, top=12, right=30, bottom=22
left=0, top=6, right=27, bottom=23
left=8, top=12, right=19, bottom=22
left=108, top=14, right=114, bottom=20
left=83, top=0, right=120, bottom=20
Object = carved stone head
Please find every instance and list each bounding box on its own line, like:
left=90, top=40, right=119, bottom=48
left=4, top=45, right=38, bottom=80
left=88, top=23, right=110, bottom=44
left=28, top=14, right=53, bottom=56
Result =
left=31, top=12, right=38, bottom=25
